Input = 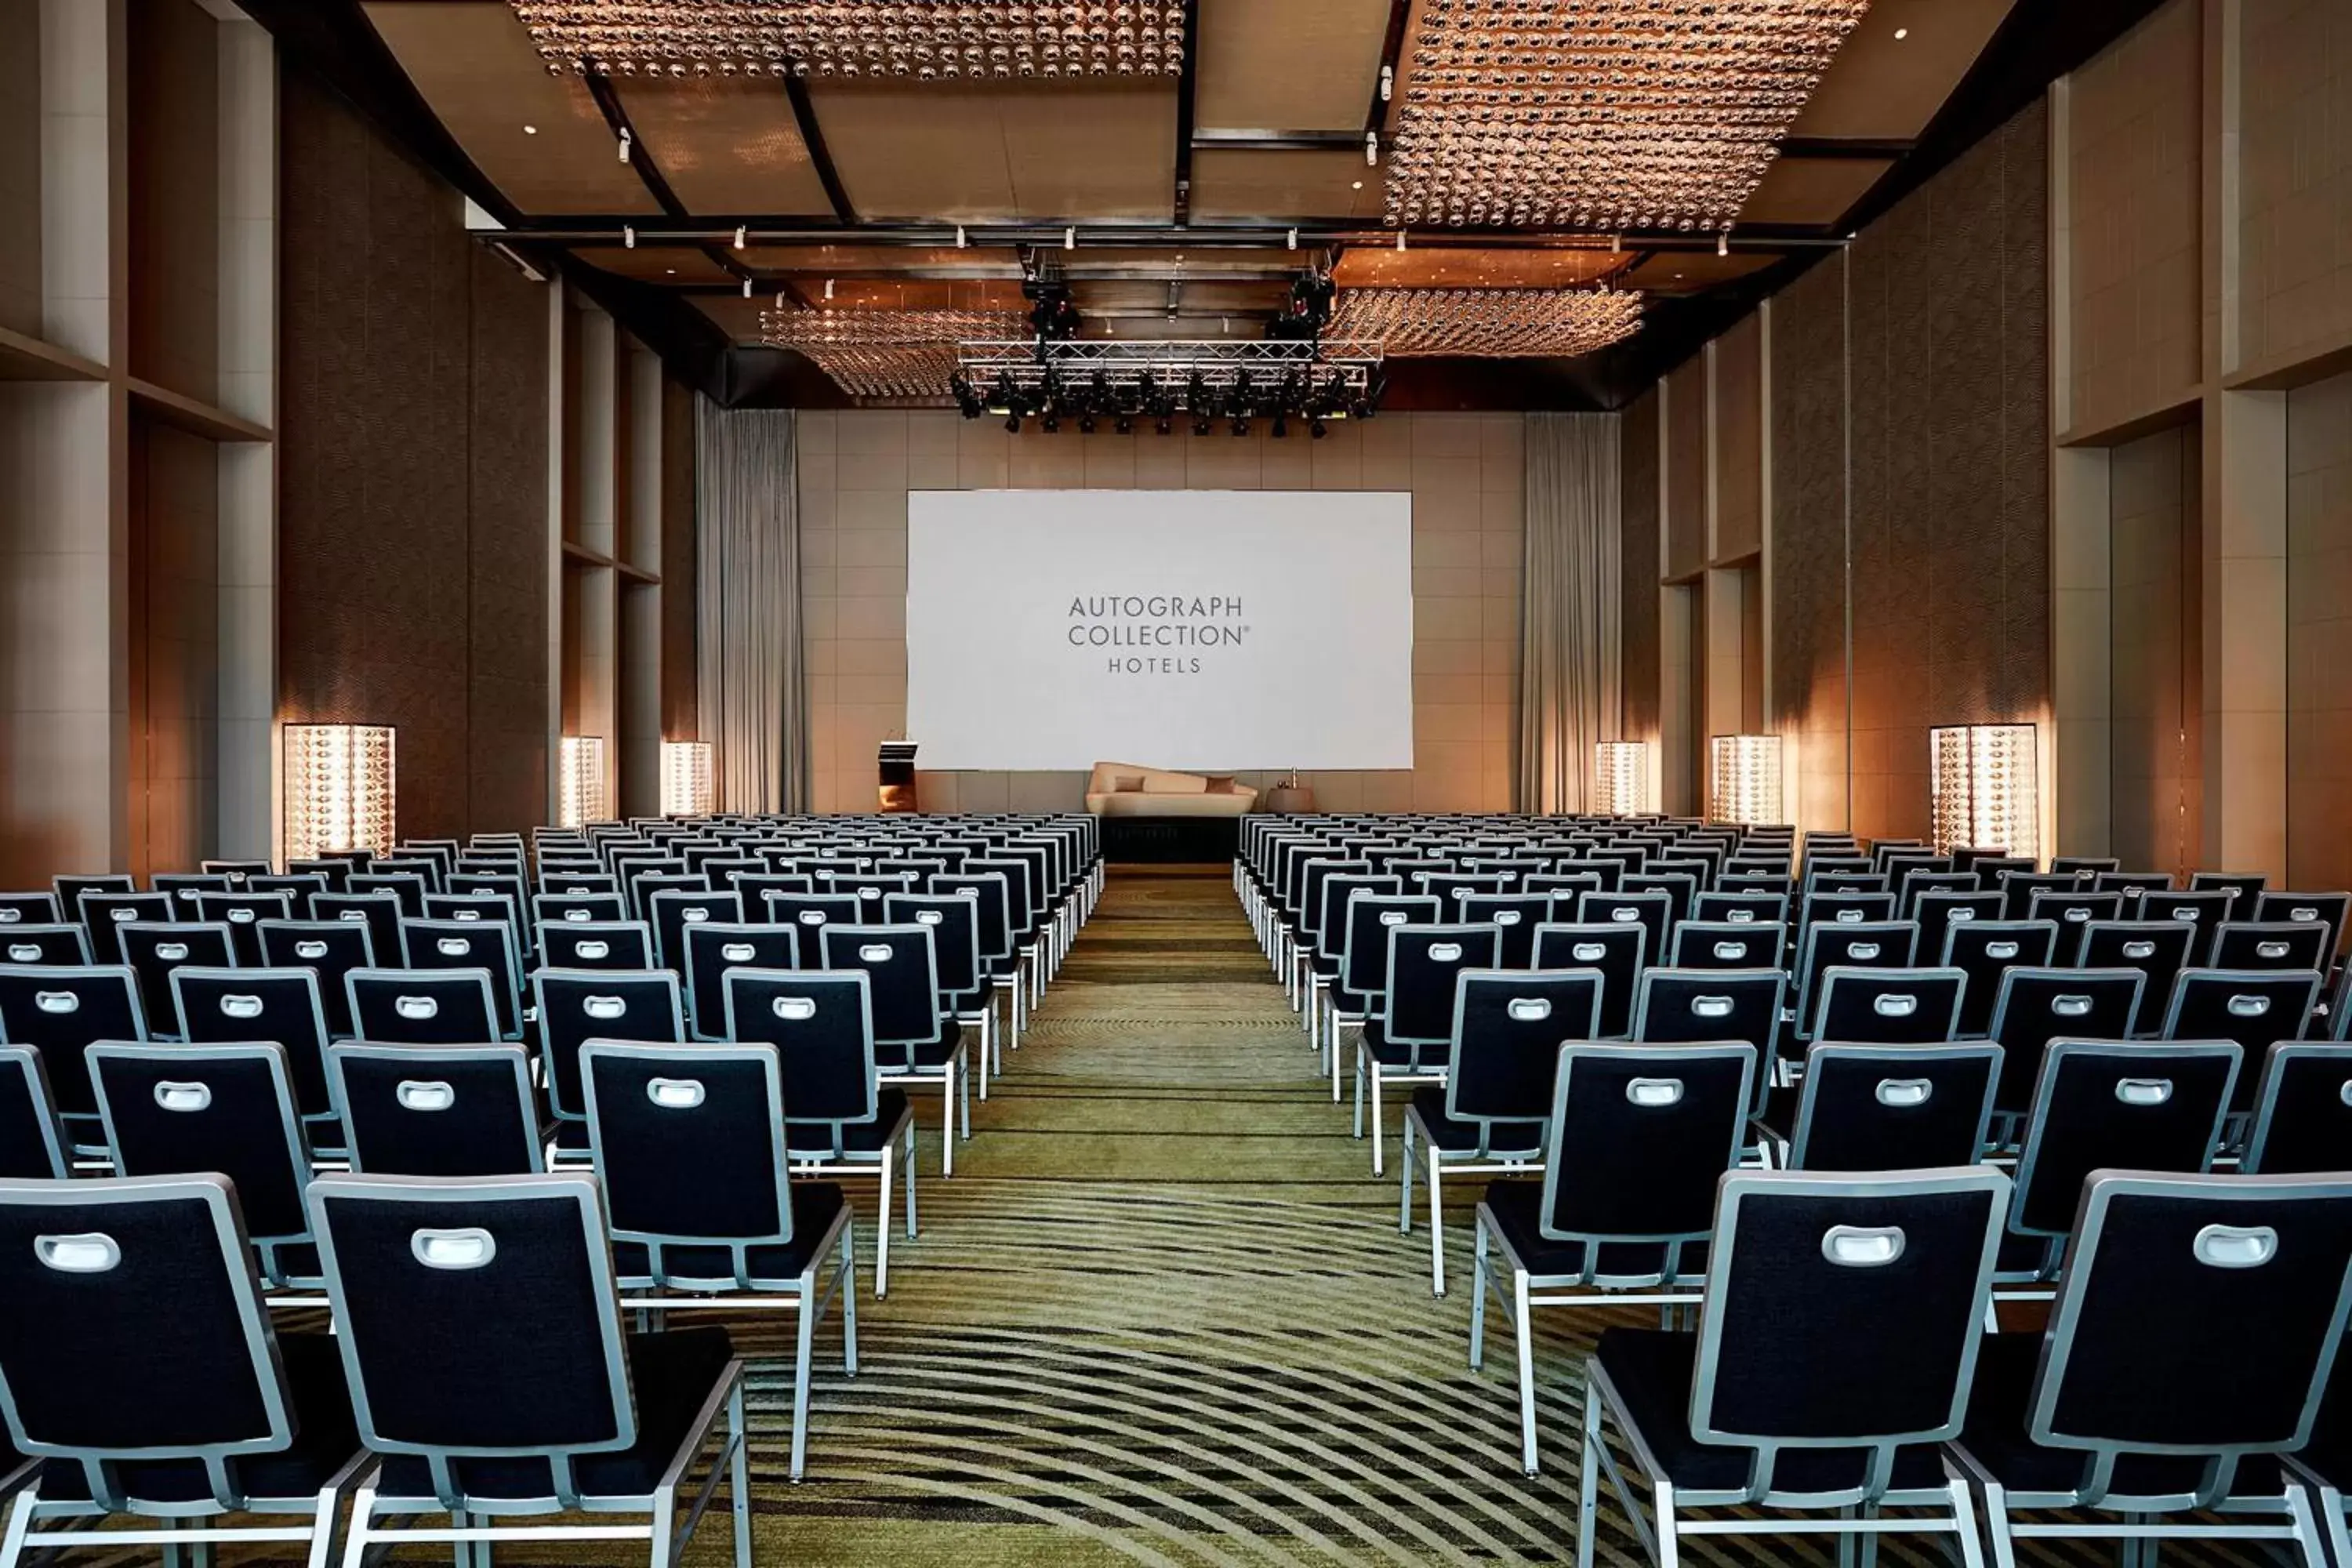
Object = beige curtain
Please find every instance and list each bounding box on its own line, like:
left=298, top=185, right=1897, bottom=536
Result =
left=696, top=401, right=808, bottom=813
left=1519, top=412, right=1623, bottom=813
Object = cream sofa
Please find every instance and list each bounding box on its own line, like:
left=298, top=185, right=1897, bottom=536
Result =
left=1085, top=761, right=1258, bottom=818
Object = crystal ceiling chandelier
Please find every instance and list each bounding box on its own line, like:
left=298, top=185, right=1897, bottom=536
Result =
left=1386, top=0, right=1871, bottom=233
left=1328, top=286, right=1643, bottom=357
left=509, top=2, right=1189, bottom=78
left=760, top=307, right=1028, bottom=398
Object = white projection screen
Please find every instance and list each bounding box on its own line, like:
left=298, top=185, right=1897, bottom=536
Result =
left=906, top=490, right=1414, bottom=771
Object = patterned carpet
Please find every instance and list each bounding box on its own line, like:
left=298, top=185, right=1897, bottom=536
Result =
left=56, top=869, right=2282, bottom=1564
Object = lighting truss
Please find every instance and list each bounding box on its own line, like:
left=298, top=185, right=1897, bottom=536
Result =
left=953, top=339, right=1385, bottom=421
left=1386, top=0, right=1871, bottom=233
left=1329, top=286, right=1642, bottom=357
left=509, top=1, right=1189, bottom=79
left=760, top=308, right=1027, bottom=399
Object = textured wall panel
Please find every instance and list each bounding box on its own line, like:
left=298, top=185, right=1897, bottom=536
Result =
left=128, top=417, right=220, bottom=877
left=1770, top=254, right=1850, bottom=831
left=2109, top=424, right=2201, bottom=877
left=1620, top=389, right=1661, bottom=743
left=280, top=64, right=548, bottom=844
left=1714, top=315, right=1762, bottom=564
left=2288, top=371, right=2352, bottom=892
left=127, top=0, right=220, bottom=403
left=662, top=379, right=699, bottom=739
left=1663, top=359, right=1708, bottom=580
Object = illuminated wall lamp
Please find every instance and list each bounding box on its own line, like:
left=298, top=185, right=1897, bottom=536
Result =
left=1930, top=724, right=2038, bottom=862
left=661, top=740, right=713, bottom=818
left=283, top=724, right=397, bottom=862
left=560, top=735, right=609, bottom=829
left=1708, top=735, right=1783, bottom=827
left=1593, top=740, right=1651, bottom=816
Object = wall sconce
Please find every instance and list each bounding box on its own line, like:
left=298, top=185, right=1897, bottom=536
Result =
left=1930, top=724, right=2038, bottom=862
left=560, top=735, right=608, bottom=829
left=283, top=724, right=396, bottom=862
left=1708, top=735, right=1783, bottom=826
left=661, top=740, right=713, bottom=817
left=1593, top=741, right=1651, bottom=816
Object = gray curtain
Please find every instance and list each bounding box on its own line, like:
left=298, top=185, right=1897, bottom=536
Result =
left=1519, top=412, right=1623, bottom=813
left=696, top=401, right=808, bottom=814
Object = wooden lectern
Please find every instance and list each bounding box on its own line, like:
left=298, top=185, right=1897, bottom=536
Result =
left=878, top=742, right=918, bottom=813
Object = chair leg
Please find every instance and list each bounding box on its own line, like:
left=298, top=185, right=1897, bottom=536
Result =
left=1369, top=1065, right=1388, bottom=1176
left=1946, top=1479, right=1988, bottom=1568
left=840, top=1223, right=860, bottom=1375
left=2321, top=1484, right=2352, bottom=1568
left=1514, top=1269, right=1539, bottom=1475
left=975, top=1011, right=991, bottom=1102
left=648, top=1492, right=677, bottom=1568
left=1575, top=1377, right=1601, bottom=1568
left=1469, top=1218, right=1490, bottom=1369
left=1398, top=1116, right=1416, bottom=1233
left=875, top=1148, right=894, bottom=1298
left=339, top=1487, right=378, bottom=1568
left=938, top=1073, right=955, bottom=1178
left=960, top=1052, right=973, bottom=1142
left=1979, top=1481, right=2020, bottom=1568
left=1654, top=1481, right=1680, bottom=1568
left=1427, top=1148, right=1446, bottom=1297
left=904, top=1124, right=920, bottom=1237
left=729, top=1378, right=754, bottom=1563
left=790, top=1292, right=815, bottom=1482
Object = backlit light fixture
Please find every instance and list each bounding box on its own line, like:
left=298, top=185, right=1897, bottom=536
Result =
left=1594, top=741, right=1651, bottom=816
left=1708, top=735, right=1783, bottom=827
left=1930, top=724, right=2038, bottom=862
left=284, top=724, right=396, bottom=862
left=661, top=740, right=714, bottom=818
left=560, top=735, right=608, bottom=829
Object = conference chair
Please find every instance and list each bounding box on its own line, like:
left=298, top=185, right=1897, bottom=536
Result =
left=1983, top=965, right=2144, bottom=1134
left=684, top=924, right=799, bottom=1040
left=78, top=891, right=172, bottom=965
left=172, top=965, right=339, bottom=1144
left=1999, top=1038, right=2240, bottom=1287
left=0, top=926, right=85, bottom=968
left=648, top=887, right=746, bottom=975
left=398, top=918, right=524, bottom=1040
left=1941, top=918, right=2057, bottom=1038
left=0, top=964, right=145, bottom=1152
left=725, top=968, right=919, bottom=1295
left=151, top=872, right=231, bottom=918
left=542, top=918, right=656, bottom=972
left=89, top=1041, right=325, bottom=1292
left=1773, top=1040, right=2001, bottom=1171
left=1305, top=873, right=1406, bottom=1053
left=0, top=1175, right=368, bottom=1567
left=2192, top=869, right=2270, bottom=920
left=192, top=890, right=294, bottom=966
left=1954, top=1171, right=2352, bottom=1568
left=307, top=1172, right=756, bottom=1568
left=2212, top=920, right=2334, bottom=973
left=1469, top=1041, right=1756, bottom=1474
left=347, top=966, right=499, bottom=1046
left=2141, top=885, right=2236, bottom=964
left=0, top=895, right=60, bottom=929
left=347, top=870, right=427, bottom=917
left=581, top=1040, right=856, bottom=1479
left=1572, top=888, right=1673, bottom=982
left=0, top=1048, right=65, bottom=1181
left=2257, top=889, right=2350, bottom=965
left=1355, top=924, right=1501, bottom=1175
left=51, top=873, right=133, bottom=929
left=327, top=1042, right=544, bottom=1177
left=310, top=891, right=405, bottom=978
left=2076, top=917, right=2196, bottom=1036
left=532, top=968, right=686, bottom=1160
left=1454, top=892, right=1548, bottom=969
left=534, top=891, right=629, bottom=929
left=1790, top=921, right=1918, bottom=1044
left=1913, top=888, right=2005, bottom=980
left=930, top=872, right=1025, bottom=1054
left=116, top=920, right=235, bottom=1036
left=1667, top=918, right=1784, bottom=971
left=818, top=924, right=970, bottom=1174
left=885, top=893, right=997, bottom=1096
left=1399, top=968, right=1601, bottom=1296
left=2242, top=1043, right=2352, bottom=1174
left=1998, top=872, right=2081, bottom=922
left=1577, top=1167, right=2009, bottom=1568
left=288, top=856, right=356, bottom=892
left=2161, top=967, right=2323, bottom=1118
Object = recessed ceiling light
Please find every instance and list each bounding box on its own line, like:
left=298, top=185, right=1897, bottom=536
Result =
left=1673, top=271, right=1686, bottom=279
left=1352, top=180, right=1363, bottom=190
left=523, top=124, right=539, bottom=134
left=1893, top=26, right=1907, bottom=39
left=665, top=267, right=677, bottom=275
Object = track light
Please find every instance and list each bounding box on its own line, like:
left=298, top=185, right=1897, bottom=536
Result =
left=1380, top=64, right=1394, bottom=102
left=618, top=128, right=632, bottom=163
left=1193, top=414, right=1213, bottom=436
left=1365, top=130, right=1378, bottom=165
left=1270, top=414, right=1288, bottom=439
left=1005, top=413, right=1021, bottom=433
left=1309, top=418, right=1328, bottom=439
left=1231, top=416, right=1250, bottom=437
left=1040, top=412, right=1059, bottom=433
left=624, top=225, right=637, bottom=249
left=742, top=278, right=753, bottom=297
left=734, top=225, right=746, bottom=249
left=955, top=223, right=967, bottom=248
left=1077, top=413, right=1096, bottom=434
left=823, top=278, right=835, bottom=299
left=1115, top=415, right=1133, bottom=435
left=1155, top=416, right=1171, bottom=435
left=1718, top=230, right=1730, bottom=257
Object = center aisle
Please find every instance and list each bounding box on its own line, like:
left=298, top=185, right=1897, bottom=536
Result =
left=758, top=865, right=1599, bottom=1567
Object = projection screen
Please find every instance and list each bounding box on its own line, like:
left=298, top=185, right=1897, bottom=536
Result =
left=905, top=489, right=1414, bottom=771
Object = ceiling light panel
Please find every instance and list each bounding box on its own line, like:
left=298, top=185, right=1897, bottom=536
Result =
left=1327, top=286, right=1643, bottom=356
left=1386, top=0, right=1871, bottom=233
left=510, top=2, right=1189, bottom=80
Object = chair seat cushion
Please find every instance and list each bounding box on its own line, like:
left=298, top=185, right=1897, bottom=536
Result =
left=612, top=1183, right=846, bottom=1288
left=788, top=1088, right=913, bottom=1156
left=1408, top=1087, right=1543, bottom=1156
left=379, top=1328, right=737, bottom=1504
left=1480, top=1181, right=1709, bottom=1283
left=1957, top=1330, right=2272, bottom=1500
left=1596, top=1329, right=1951, bottom=1495
left=40, top=1334, right=361, bottom=1507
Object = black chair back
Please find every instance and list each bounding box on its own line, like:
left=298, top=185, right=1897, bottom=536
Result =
left=0, top=964, right=145, bottom=1119
left=2242, top=1043, right=2352, bottom=1175
left=1536, top=1042, right=1754, bottom=1275
left=539, top=920, right=655, bottom=972
left=647, top=889, right=746, bottom=974
left=724, top=970, right=881, bottom=1150
left=1573, top=889, right=1672, bottom=978
left=397, top=920, right=523, bottom=1038
left=1786, top=1041, right=2000, bottom=1171
left=0, top=1047, right=67, bottom=1178
left=1455, top=894, right=1549, bottom=968
left=347, top=967, right=499, bottom=1046
left=2025, top=889, right=2125, bottom=965
left=1338, top=895, right=1441, bottom=1004
left=532, top=970, right=684, bottom=1121
left=1443, top=969, right=1602, bottom=1145
left=1381, top=924, right=1502, bottom=1051
left=2209, top=920, right=2331, bottom=973
left=1985, top=967, right=2145, bottom=1115
left=1530, top=922, right=1646, bottom=1037
left=328, top=1044, right=542, bottom=1176
left=2075, top=918, right=2194, bottom=1036
left=172, top=967, right=336, bottom=1121
left=81, top=892, right=173, bottom=965
left=2009, top=1040, right=2238, bottom=1243
left=2161, top=968, right=2321, bottom=1112
left=683, top=924, right=799, bottom=1038
left=1941, top=919, right=2057, bottom=1036
left=310, top=893, right=405, bottom=975
left=118, top=921, right=235, bottom=1033
left=192, top=892, right=295, bottom=966
left=1669, top=919, right=1784, bottom=971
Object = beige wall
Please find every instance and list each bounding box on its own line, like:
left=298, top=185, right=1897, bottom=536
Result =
left=2107, top=424, right=2201, bottom=877
left=2239, top=0, right=2352, bottom=379
left=2287, top=369, right=2352, bottom=890
left=2065, top=0, right=2201, bottom=439
left=796, top=408, right=1525, bottom=815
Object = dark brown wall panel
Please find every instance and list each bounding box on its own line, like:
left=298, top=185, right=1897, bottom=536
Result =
left=128, top=0, right=220, bottom=402
left=1621, top=388, right=1661, bottom=742
left=127, top=416, right=220, bottom=878
left=1770, top=252, right=1850, bottom=831
left=2109, top=423, right=2202, bottom=877
left=279, top=64, right=548, bottom=844
left=1714, top=315, right=1763, bottom=563
left=1663, top=358, right=1708, bottom=580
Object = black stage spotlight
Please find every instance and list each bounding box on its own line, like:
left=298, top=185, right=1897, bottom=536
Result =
left=1040, top=412, right=1060, bottom=434
left=1193, top=413, right=1214, bottom=436
left=1232, top=416, right=1250, bottom=437
left=1270, top=414, right=1289, bottom=439
left=1310, top=417, right=1328, bottom=439
left=1115, top=415, right=1133, bottom=435
left=1005, top=414, right=1022, bottom=434
left=1078, top=413, right=1097, bottom=434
